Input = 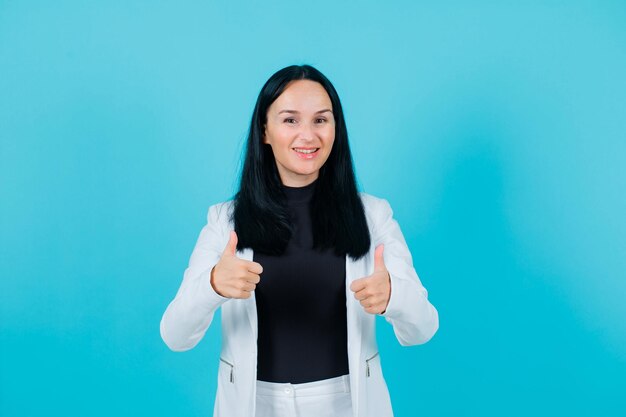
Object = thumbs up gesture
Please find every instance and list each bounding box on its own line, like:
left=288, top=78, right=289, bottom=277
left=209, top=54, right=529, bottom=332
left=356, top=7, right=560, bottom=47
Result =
left=210, top=231, right=263, bottom=299
left=350, top=245, right=391, bottom=315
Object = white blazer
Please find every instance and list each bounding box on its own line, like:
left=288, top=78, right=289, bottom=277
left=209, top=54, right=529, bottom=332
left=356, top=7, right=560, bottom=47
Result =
left=160, top=192, right=439, bottom=417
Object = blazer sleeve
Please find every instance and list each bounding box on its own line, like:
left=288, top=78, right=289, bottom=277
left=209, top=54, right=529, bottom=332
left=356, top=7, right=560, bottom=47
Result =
left=160, top=203, right=230, bottom=351
left=374, top=198, right=439, bottom=346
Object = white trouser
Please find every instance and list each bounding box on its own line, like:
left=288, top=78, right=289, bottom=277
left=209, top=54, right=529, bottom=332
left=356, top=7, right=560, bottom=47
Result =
left=255, top=374, right=353, bottom=417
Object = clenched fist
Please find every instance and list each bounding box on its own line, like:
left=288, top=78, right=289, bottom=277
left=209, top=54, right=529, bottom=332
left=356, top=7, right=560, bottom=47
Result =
left=210, top=231, right=263, bottom=299
left=350, top=244, right=391, bottom=315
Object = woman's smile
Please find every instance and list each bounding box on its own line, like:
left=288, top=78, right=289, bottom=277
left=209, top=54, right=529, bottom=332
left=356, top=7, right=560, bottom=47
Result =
left=292, top=147, right=320, bottom=159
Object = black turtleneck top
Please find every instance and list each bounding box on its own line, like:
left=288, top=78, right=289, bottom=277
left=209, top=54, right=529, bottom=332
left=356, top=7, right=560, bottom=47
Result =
left=254, top=179, right=349, bottom=383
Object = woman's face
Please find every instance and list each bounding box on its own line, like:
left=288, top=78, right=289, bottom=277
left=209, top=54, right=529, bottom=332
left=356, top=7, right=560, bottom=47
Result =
left=263, top=80, right=335, bottom=187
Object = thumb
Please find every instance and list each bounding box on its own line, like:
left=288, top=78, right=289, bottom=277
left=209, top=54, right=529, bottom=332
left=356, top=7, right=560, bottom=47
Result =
left=223, top=230, right=238, bottom=256
left=374, top=244, right=385, bottom=272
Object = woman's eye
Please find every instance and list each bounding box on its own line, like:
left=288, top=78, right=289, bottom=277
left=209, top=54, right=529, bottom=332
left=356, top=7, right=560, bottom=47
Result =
left=315, top=118, right=327, bottom=123
left=284, top=118, right=297, bottom=124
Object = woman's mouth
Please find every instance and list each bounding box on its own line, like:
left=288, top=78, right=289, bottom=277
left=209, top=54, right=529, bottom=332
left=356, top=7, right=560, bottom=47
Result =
left=292, top=147, right=320, bottom=159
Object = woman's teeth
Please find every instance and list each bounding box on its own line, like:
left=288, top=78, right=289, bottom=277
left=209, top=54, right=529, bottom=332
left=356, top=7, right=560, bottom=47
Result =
left=293, top=148, right=319, bottom=154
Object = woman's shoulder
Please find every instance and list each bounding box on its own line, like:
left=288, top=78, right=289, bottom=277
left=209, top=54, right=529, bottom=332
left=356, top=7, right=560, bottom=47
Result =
left=357, top=192, right=395, bottom=239
left=358, top=192, right=394, bottom=229
left=358, top=191, right=390, bottom=211
left=206, top=199, right=235, bottom=225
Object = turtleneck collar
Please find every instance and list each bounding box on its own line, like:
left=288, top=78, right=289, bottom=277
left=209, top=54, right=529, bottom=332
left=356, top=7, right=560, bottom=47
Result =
left=281, top=178, right=317, bottom=204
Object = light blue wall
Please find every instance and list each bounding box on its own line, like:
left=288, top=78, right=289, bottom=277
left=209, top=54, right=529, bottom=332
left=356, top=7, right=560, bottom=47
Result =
left=1, top=1, right=625, bottom=416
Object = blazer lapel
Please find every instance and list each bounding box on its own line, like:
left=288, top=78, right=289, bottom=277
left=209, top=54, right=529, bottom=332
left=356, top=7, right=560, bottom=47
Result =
left=346, top=252, right=370, bottom=417
left=236, top=247, right=258, bottom=340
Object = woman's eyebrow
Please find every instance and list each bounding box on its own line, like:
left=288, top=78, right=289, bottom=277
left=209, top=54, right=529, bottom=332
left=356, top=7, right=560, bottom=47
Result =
left=277, top=109, right=333, bottom=114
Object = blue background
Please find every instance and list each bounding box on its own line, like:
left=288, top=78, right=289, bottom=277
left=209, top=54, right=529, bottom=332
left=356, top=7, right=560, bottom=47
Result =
left=1, top=1, right=625, bottom=416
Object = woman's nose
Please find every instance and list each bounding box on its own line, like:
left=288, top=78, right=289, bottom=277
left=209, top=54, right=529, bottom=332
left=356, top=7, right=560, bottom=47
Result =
left=297, top=121, right=316, bottom=140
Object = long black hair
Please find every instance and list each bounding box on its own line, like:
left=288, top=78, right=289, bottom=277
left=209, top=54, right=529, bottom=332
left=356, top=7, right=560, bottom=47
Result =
left=231, top=64, right=370, bottom=261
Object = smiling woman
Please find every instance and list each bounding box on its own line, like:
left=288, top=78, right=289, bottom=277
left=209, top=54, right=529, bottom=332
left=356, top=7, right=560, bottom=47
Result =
left=263, top=80, right=336, bottom=186
left=160, top=64, right=439, bottom=417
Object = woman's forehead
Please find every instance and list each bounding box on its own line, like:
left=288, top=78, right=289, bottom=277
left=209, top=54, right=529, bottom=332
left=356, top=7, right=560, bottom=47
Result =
left=271, top=80, right=332, bottom=112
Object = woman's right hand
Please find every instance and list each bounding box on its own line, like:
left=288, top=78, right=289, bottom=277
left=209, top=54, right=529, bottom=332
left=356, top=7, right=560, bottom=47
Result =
left=210, top=231, right=263, bottom=299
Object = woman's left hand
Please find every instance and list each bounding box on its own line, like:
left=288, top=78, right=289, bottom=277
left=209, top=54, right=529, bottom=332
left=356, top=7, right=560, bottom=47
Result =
left=350, top=245, right=391, bottom=315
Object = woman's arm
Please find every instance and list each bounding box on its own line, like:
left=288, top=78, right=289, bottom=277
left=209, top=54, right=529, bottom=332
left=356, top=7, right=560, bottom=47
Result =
left=160, top=203, right=230, bottom=351
left=374, top=198, right=439, bottom=346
